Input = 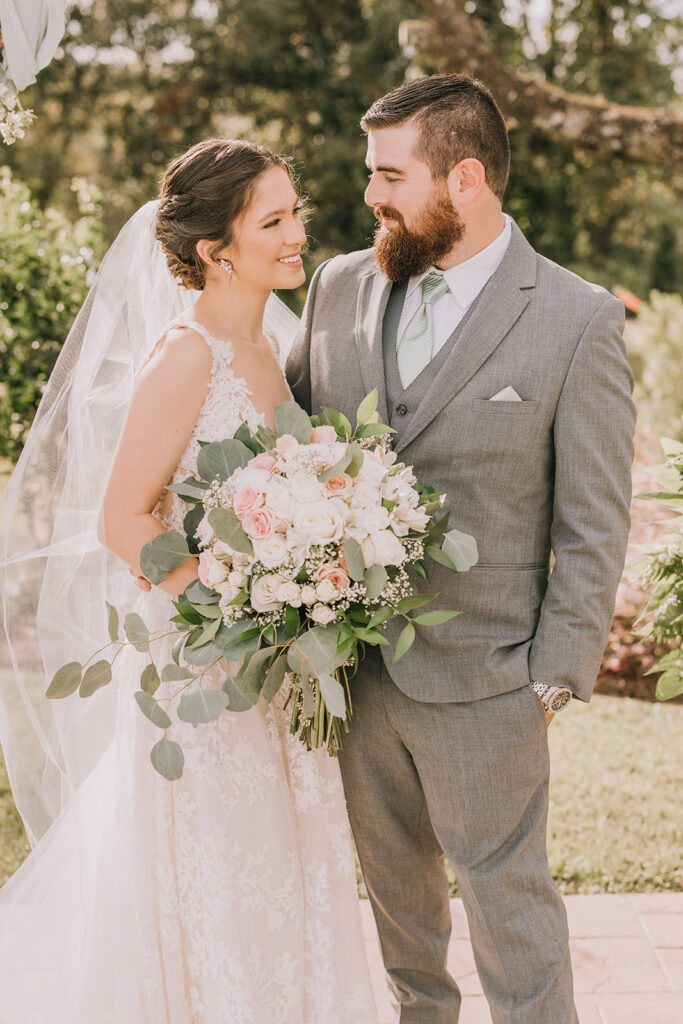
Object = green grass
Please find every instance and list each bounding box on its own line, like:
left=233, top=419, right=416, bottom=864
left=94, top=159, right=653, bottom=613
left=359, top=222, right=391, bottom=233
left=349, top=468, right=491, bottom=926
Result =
left=2, top=695, right=682, bottom=893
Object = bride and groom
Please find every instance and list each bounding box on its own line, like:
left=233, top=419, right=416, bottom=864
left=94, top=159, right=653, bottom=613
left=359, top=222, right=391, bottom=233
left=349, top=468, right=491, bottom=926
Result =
left=0, top=73, right=635, bottom=1022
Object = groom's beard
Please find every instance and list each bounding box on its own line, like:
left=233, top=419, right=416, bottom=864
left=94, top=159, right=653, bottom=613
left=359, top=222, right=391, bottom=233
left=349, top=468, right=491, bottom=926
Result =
left=373, top=191, right=465, bottom=282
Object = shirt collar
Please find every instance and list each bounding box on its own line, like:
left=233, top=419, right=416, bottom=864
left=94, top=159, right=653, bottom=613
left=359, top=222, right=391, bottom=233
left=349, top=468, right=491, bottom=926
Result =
left=405, top=214, right=512, bottom=309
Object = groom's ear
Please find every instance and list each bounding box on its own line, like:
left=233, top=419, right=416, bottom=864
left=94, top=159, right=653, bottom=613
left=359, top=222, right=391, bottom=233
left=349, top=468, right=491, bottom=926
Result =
left=447, top=158, right=487, bottom=208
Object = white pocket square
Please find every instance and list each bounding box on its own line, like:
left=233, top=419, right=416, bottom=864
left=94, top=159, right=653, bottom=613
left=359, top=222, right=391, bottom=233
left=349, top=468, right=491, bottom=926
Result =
left=490, top=386, right=522, bottom=402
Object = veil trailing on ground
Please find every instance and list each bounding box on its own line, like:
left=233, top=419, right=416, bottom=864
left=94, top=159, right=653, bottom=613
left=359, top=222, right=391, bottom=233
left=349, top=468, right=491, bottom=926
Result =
left=0, top=199, right=300, bottom=847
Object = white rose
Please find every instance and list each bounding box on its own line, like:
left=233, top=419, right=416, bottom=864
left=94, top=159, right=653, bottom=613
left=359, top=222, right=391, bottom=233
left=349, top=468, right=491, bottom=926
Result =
left=362, top=529, right=406, bottom=568
left=300, top=585, right=317, bottom=605
left=348, top=504, right=390, bottom=538
left=228, top=569, right=247, bottom=587
left=294, top=498, right=347, bottom=546
left=264, top=478, right=295, bottom=521
left=350, top=479, right=382, bottom=509
left=310, top=603, right=337, bottom=625
left=288, top=471, right=325, bottom=504
left=390, top=505, right=430, bottom=536
left=216, top=580, right=241, bottom=603
left=358, top=452, right=387, bottom=487
left=195, top=513, right=214, bottom=548
left=277, top=580, right=301, bottom=605
left=284, top=527, right=309, bottom=570
left=253, top=534, right=289, bottom=568
left=232, top=466, right=271, bottom=491
left=315, top=578, right=337, bottom=602
left=250, top=573, right=287, bottom=612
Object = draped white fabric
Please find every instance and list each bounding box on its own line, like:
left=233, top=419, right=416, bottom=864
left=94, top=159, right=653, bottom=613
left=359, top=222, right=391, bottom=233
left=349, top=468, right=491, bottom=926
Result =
left=0, top=0, right=69, bottom=91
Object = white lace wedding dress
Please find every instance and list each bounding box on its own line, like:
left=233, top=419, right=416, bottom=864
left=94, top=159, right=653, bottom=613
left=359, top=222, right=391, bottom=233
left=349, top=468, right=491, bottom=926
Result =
left=0, top=316, right=378, bottom=1024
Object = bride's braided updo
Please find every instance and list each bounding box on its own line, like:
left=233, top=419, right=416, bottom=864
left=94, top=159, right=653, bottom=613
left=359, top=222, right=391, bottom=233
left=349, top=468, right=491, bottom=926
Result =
left=156, top=139, right=291, bottom=290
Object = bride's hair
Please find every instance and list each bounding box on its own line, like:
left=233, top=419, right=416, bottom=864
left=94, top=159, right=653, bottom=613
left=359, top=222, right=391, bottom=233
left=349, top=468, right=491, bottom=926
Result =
left=155, top=138, right=292, bottom=290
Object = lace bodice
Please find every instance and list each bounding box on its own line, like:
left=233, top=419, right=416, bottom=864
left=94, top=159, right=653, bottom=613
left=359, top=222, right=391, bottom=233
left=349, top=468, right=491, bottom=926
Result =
left=156, top=315, right=290, bottom=532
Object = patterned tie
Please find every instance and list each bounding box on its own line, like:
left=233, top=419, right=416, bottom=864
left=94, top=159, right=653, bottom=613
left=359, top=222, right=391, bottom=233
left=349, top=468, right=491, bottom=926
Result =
left=396, top=271, right=450, bottom=389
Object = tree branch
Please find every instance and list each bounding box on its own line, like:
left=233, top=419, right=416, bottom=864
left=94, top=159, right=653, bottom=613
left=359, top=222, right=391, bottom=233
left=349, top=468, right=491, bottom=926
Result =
left=401, top=0, right=683, bottom=171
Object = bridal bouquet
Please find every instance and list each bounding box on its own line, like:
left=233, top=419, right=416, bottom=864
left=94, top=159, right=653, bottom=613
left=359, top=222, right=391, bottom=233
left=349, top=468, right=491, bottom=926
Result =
left=639, top=436, right=683, bottom=701
left=47, top=392, right=478, bottom=780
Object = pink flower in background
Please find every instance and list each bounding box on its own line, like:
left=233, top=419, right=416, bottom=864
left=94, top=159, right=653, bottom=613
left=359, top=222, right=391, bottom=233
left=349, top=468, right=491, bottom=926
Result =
left=234, top=486, right=264, bottom=517
left=242, top=507, right=279, bottom=538
left=276, top=434, right=298, bottom=455
left=310, top=425, right=337, bottom=443
left=323, top=472, right=352, bottom=497
left=315, top=562, right=350, bottom=591
left=248, top=453, right=278, bottom=473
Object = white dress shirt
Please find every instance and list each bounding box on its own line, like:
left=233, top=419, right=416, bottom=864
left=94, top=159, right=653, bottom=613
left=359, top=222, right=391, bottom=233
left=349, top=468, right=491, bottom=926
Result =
left=396, top=214, right=512, bottom=358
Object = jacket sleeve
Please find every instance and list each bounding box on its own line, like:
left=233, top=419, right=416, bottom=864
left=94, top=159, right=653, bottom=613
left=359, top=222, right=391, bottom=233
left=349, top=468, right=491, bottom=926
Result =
left=285, top=259, right=331, bottom=415
left=529, top=295, right=636, bottom=702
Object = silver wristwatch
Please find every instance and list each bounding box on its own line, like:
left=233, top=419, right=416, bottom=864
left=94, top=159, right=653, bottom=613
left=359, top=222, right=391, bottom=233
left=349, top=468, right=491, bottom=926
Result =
left=531, top=681, right=572, bottom=713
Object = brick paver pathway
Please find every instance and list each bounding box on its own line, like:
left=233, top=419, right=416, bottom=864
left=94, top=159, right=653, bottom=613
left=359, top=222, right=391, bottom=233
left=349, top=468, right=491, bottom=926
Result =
left=362, top=893, right=683, bottom=1023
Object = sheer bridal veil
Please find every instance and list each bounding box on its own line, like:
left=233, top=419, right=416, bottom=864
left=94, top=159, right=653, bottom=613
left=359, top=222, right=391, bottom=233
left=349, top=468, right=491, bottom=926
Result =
left=0, top=199, right=300, bottom=848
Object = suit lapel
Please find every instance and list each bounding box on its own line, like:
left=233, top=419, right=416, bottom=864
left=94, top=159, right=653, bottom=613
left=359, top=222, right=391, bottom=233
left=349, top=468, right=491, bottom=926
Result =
left=354, top=268, right=392, bottom=423
left=394, top=222, right=538, bottom=454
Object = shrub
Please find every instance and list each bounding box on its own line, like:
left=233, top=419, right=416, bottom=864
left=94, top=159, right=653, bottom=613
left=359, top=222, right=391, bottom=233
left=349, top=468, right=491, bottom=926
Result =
left=627, top=291, right=683, bottom=441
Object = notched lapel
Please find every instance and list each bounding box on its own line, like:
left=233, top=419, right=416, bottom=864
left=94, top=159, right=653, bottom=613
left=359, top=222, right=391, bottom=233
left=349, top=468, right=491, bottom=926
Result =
left=355, top=268, right=392, bottom=423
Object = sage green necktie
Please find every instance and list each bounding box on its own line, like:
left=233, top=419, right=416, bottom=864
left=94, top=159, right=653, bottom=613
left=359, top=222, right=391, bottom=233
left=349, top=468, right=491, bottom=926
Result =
left=396, top=271, right=450, bottom=389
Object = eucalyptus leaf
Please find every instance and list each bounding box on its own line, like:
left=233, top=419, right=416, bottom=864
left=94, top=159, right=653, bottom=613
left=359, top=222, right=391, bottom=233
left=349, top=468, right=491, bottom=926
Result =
left=222, top=676, right=259, bottom=712
left=262, top=652, right=288, bottom=703
left=124, top=612, right=150, bottom=652
left=345, top=442, right=364, bottom=478
left=234, top=422, right=260, bottom=454
left=442, top=529, right=479, bottom=572
left=208, top=507, right=253, bottom=554
left=140, top=662, right=160, bottom=695
left=134, top=690, right=172, bottom=729
left=46, top=661, right=82, bottom=699
left=255, top=425, right=277, bottom=451
left=197, top=438, right=253, bottom=482
left=166, top=477, right=209, bottom=502
left=286, top=624, right=344, bottom=677
left=78, top=660, right=113, bottom=698
left=161, top=664, right=194, bottom=682
left=413, top=609, right=461, bottom=626
left=364, top=564, right=388, bottom=600
left=343, top=538, right=365, bottom=581
left=355, top=388, right=378, bottom=427
left=238, top=646, right=276, bottom=694
left=182, top=639, right=224, bottom=666
left=177, top=688, right=229, bottom=724
left=184, top=579, right=220, bottom=605
left=317, top=449, right=352, bottom=484
left=274, top=400, right=313, bottom=443
left=106, top=601, right=119, bottom=642
left=190, top=603, right=223, bottom=618
left=140, top=531, right=190, bottom=584
left=150, top=737, right=184, bottom=781
left=393, top=621, right=415, bottom=663
left=318, top=672, right=347, bottom=719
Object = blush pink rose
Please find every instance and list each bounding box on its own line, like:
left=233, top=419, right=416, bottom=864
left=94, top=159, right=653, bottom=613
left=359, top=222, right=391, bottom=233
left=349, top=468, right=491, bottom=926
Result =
left=241, top=507, right=279, bottom=539
left=315, top=562, right=351, bottom=591
left=310, top=425, right=338, bottom=443
left=248, top=453, right=278, bottom=473
left=323, top=472, right=352, bottom=497
left=233, top=486, right=264, bottom=517
left=276, top=434, right=299, bottom=454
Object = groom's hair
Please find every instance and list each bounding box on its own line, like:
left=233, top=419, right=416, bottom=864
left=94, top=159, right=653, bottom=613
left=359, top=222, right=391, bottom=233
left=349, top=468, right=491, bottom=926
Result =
left=361, top=74, right=510, bottom=200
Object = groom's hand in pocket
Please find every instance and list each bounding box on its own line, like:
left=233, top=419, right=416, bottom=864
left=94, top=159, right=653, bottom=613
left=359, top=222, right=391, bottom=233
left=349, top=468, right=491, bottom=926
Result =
left=535, top=693, right=555, bottom=726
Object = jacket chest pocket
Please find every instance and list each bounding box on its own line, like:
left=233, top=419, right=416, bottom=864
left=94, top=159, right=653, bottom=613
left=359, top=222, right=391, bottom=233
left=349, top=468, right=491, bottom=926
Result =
left=457, top=399, right=549, bottom=454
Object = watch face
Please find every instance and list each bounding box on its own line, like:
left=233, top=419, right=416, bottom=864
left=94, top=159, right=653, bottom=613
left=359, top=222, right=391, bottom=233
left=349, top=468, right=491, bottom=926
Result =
left=549, top=689, right=571, bottom=712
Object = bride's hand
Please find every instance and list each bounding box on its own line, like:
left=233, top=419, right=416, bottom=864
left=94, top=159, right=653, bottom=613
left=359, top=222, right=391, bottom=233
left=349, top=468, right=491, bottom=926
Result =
left=130, top=567, right=152, bottom=592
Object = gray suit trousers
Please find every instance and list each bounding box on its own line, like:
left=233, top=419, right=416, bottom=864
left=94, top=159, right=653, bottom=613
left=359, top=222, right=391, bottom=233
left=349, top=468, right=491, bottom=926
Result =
left=338, top=652, right=578, bottom=1024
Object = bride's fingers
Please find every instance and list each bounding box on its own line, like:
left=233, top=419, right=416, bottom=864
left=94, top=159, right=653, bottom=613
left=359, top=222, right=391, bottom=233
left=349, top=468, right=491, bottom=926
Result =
left=129, top=567, right=152, bottom=592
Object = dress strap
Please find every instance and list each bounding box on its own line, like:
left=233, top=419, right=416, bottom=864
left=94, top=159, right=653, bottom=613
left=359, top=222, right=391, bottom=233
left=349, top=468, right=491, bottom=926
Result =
left=173, top=315, right=234, bottom=365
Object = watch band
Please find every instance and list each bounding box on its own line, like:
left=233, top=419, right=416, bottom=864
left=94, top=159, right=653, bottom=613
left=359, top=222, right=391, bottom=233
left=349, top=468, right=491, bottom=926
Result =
left=531, top=681, right=572, bottom=712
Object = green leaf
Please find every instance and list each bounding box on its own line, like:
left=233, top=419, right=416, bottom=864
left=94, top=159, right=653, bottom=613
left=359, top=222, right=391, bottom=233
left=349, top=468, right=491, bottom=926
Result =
left=411, top=560, right=429, bottom=582
left=413, top=609, right=461, bottom=626
left=196, top=438, right=253, bottom=482
left=124, top=612, right=150, bottom=652
left=174, top=592, right=204, bottom=626
left=134, top=690, right=172, bottom=729
left=150, top=738, right=184, bottom=781
left=184, top=579, right=220, bottom=605
left=182, top=638, right=223, bottom=666
left=262, top=652, right=288, bottom=703
left=183, top=503, right=205, bottom=554
left=238, top=646, right=276, bottom=694
left=343, top=538, right=365, bottom=581
left=255, top=425, right=277, bottom=451
left=318, top=672, right=347, bottom=719
left=140, top=662, right=160, bottom=695
left=364, top=563, right=388, bottom=600
left=286, top=623, right=345, bottom=677
left=397, top=593, right=437, bottom=612
left=46, top=661, right=83, bottom=699
left=190, top=603, right=223, bottom=618
left=351, top=627, right=389, bottom=644
left=285, top=603, right=300, bottom=637
left=214, top=619, right=261, bottom=658
left=355, top=388, right=378, bottom=427
left=656, top=669, right=683, bottom=700
left=301, top=674, right=316, bottom=718
left=426, top=511, right=451, bottom=542
left=442, top=529, right=479, bottom=572
left=321, top=406, right=352, bottom=440
left=425, top=542, right=457, bottom=572
left=186, top=615, right=222, bottom=649
left=356, top=422, right=395, bottom=438
left=274, top=400, right=313, bottom=443
left=161, top=664, right=194, bottom=682
left=222, top=675, right=259, bottom=712
left=369, top=605, right=395, bottom=627
left=105, top=601, right=119, bottom=642
left=166, top=477, right=209, bottom=502
left=177, top=688, right=229, bottom=724
left=317, top=449, right=352, bottom=484
left=393, top=621, right=415, bottom=663
left=345, top=442, right=364, bottom=478
left=207, top=507, right=253, bottom=554
left=234, top=421, right=260, bottom=454
left=78, top=659, right=113, bottom=698
left=140, top=532, right=190, bottom=584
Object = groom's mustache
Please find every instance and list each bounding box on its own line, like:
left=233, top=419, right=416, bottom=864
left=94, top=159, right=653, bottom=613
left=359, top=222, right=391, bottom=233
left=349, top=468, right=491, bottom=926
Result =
left=374, top=205, right=405, bottom=227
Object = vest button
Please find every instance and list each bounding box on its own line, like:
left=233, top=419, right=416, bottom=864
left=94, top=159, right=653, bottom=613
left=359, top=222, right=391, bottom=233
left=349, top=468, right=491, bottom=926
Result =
left=396, top=403, right=408, bottom=416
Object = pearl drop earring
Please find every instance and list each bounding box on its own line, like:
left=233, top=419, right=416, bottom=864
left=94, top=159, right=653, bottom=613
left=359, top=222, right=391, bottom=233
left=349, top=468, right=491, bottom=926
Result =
left=218, top=258, right=236, bottom=278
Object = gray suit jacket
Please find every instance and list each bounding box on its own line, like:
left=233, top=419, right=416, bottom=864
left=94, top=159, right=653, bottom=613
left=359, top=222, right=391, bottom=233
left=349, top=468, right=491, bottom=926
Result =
left=286, top=221, right=636, bottom=703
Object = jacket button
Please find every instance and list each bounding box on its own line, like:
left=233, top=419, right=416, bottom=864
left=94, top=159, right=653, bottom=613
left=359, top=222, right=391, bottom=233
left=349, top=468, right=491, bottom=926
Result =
left=396, top=403, right=408, bottom=416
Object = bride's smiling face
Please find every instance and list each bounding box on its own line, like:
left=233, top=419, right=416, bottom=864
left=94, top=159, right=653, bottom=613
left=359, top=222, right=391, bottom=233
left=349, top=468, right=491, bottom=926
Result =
left=219, top=166, right=307, bottom=290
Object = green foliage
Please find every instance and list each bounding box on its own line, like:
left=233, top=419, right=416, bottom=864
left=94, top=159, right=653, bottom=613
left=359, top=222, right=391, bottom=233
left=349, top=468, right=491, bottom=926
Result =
left=628, top=292, right=683, bottom=440
left=0, top=168, right=105, bottom=462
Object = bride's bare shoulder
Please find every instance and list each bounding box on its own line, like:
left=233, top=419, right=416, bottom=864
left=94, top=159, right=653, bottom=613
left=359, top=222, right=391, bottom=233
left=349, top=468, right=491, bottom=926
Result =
left=138, top=325, right=214, bottom=381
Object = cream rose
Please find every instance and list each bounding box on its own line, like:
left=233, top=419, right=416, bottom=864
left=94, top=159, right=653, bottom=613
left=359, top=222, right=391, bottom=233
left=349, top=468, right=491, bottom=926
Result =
left=315, top=578, right=337, bottom=603
left=300, top=585, right=317, bottom=605
left=228, top=569, right=248, bottom=587
left=232, top=466, right=271, bottom=491
left=276, top=580, right=301, bottom=605
left=264, top=478, right=295, bottom=521
left=350, top=479, right=382, bottom=509
left=358, top=450, right=387, bottom=487
left=293, top=498, right=346, bottom=546
left=195, top=514, right=214, bottom=548
left=198, top=550, right=229, bottom=588
left=288, top=471, right=325, bottom=504
left=275, top=433, right=299, bottom=455
left=310, top=603, right=336, bottom=625
left=362, top=529, right=406, bottom=568
left=250, top=573, right=287, bottom=612
left=253, top=534, right=289, bottom=568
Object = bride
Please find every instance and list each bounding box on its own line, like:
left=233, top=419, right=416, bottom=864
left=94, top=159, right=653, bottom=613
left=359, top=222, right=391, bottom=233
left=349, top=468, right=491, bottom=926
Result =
left=0, top=139, right=377, bottom=1023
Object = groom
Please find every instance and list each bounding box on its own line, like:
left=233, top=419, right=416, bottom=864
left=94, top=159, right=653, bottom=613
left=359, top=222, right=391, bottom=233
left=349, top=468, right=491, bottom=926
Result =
left=287, top=74, right=635, bottom=1023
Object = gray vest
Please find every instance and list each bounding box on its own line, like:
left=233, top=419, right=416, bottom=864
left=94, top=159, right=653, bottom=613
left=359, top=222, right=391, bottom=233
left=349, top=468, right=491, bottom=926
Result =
left=382, top=282, right=483, bottom=443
